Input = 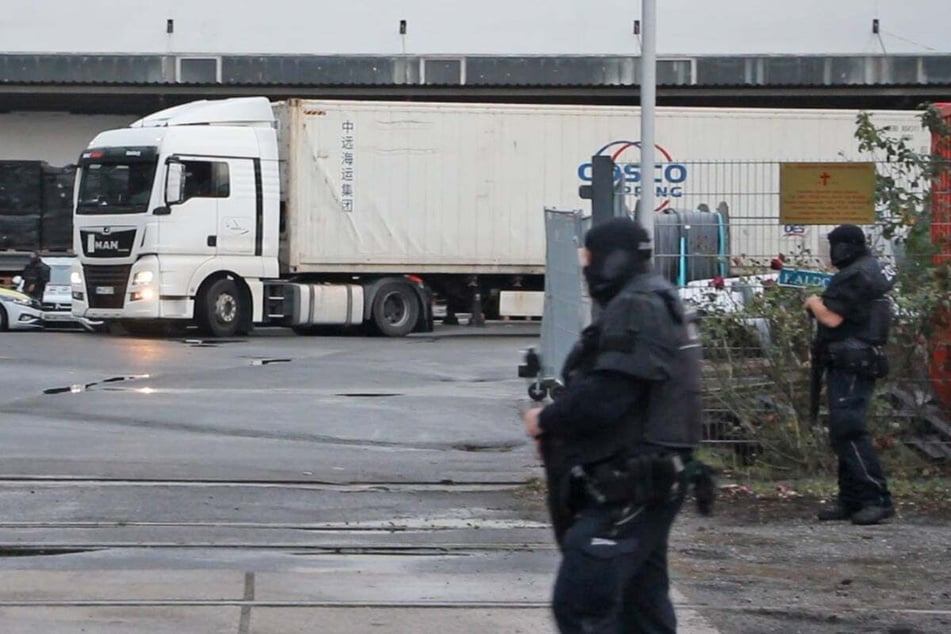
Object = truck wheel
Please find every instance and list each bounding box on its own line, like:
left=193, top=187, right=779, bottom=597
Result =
left=371, top=282, right=419, bottom=337
left=199, top=277, right=242, bottom=338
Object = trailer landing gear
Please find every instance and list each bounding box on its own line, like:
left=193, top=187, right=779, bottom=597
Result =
left=518, top=347, right=564, bottom=401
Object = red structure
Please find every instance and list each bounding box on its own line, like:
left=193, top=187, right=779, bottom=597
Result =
left=931, top=104, right=951, bottom=410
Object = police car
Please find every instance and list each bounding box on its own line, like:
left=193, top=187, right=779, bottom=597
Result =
left=0, top=286, right=42, bottom=331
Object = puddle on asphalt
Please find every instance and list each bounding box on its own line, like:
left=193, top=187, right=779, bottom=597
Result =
left=43, top=375, right=150, bottom=396
left=0, top=547, right=97, bottom=558
left=452, top=443, right=518, bottom=453
left=43, top=384, right=91, bottom=395
left=250, top=358, right=292, bottom=366
left=182, top=339, right=246, bottom=348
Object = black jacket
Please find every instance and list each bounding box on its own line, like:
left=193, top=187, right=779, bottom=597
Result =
left=21, top=259, right=50, bottom=299
left=538, top=272, right=701, bottom=465
left=819, top=255, right=895, bottom=344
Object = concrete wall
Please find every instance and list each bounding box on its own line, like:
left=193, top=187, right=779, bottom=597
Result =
left=0, top=113, right=136, bottom=165
left=1, top=0, right=946, bottom=57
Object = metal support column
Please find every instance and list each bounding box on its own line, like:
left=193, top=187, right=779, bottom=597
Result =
left=638, top=0, right=657, bottom=253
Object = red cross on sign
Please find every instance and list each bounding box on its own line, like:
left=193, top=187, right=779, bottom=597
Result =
left=819, top=172, right=831, bottom=186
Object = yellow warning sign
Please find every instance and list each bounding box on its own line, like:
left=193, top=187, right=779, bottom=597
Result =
left=780, top=162, right=876, bottom=225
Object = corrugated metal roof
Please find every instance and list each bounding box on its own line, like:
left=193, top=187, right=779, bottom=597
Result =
left=2, top=53, right=950, bottom=88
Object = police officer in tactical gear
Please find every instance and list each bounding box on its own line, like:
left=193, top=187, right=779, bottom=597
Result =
left=523, top=216, right=703, bottom=633
left=805, top=224, right=895, bottom=526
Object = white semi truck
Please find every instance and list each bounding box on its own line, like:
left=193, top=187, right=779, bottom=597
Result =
left=69, top=97, right=927, bottom=336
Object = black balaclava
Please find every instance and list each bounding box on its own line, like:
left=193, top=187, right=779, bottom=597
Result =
left=828, top=224, right=868, bottom=269
left=583, top=216, right=652, bottom=305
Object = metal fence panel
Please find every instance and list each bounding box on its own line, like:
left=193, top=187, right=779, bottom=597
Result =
left=539, top=209, right=590, bottom=384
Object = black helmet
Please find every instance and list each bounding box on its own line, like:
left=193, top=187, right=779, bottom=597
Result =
left=583, top=216, right=652, bottom=304
left=828, top=224, right=866, bottom=246
left=827, top=224, right=868, bottom=268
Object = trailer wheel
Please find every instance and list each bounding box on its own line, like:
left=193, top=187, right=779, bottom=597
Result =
left=198, top=277, right=242, bottom=338
left=371, top=282, right=419, bottom=337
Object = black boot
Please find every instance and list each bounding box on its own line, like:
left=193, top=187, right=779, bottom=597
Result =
left=816, top=502, right=854, bottom=521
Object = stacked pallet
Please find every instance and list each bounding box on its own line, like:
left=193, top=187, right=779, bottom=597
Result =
left=0, top=160, right=74, bottom=252
left=0, top=161, right=43, bottom=250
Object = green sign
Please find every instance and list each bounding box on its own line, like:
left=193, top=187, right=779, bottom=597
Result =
left=777, top=268, right=834, bottom=288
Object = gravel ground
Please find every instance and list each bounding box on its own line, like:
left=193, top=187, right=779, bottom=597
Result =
left=669, top=488, right=951, bottom=634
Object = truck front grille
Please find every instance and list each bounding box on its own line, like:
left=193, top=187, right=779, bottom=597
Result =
left=83, top=264, right=132, bottom=309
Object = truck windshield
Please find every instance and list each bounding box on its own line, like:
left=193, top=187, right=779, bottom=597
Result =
left=76, top=150, right=158, bottom=215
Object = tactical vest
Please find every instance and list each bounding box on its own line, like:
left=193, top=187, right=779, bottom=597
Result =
left=583, top=273, right=703, bottom=451
left=819, top=255, right=894, bottom=346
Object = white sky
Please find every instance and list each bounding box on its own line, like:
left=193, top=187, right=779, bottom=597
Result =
left=0, top=0, right=947, bottom=56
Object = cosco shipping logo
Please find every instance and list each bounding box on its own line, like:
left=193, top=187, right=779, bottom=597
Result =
left=577, top=141, right=688, bottom=211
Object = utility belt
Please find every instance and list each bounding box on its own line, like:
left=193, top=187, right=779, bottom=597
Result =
left=567, top=453, right=686, bottom=509
left=824, top=337, right=889, bottom=379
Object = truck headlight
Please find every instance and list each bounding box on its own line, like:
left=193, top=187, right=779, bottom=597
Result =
left=71, top=271, right=83, bottom=285
left=130, top=288, right=155, bottom=302
left=133, top=271, right=154, bottom=285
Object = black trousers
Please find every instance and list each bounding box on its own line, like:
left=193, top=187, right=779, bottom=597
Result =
left=551, top=493, right=684, bottom=633
left=826, top=368, right=891, bottom=510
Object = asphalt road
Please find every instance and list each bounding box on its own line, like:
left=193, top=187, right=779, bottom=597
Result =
left=0, top=324, right=719, bottom=633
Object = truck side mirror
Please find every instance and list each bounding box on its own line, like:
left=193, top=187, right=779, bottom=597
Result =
left=165, top=161, right=185, bottom=206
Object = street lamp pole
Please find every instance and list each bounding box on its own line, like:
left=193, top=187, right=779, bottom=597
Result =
left=638, top=0, right=657, bottom=248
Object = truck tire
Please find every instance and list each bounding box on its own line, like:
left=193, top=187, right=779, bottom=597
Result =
left=371, top=282, right=419, bottom=337
left=198, top=277, right=242, bottom=338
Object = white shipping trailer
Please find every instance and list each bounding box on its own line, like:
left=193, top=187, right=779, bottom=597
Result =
left=278, top=100, right=927, bottom=271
